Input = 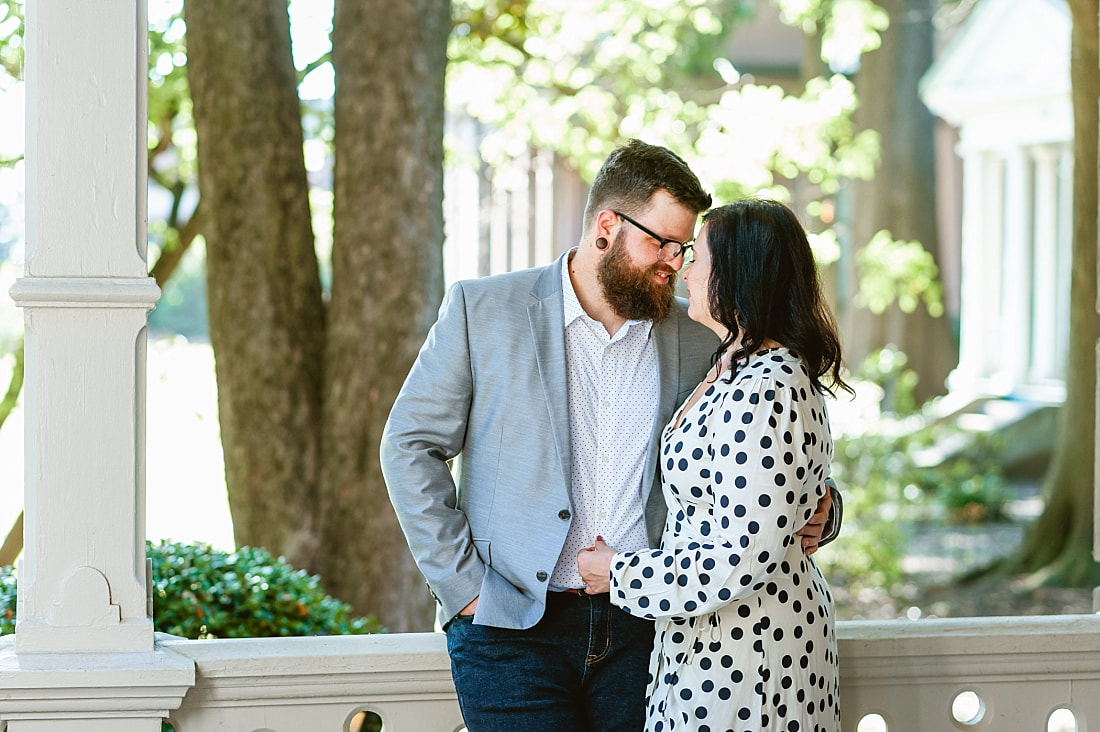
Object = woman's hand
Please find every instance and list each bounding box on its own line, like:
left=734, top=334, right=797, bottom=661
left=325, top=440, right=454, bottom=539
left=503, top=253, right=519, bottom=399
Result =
left=797, top=488, right=832, bottom=556
left=577, top=537, right=616, bottom=594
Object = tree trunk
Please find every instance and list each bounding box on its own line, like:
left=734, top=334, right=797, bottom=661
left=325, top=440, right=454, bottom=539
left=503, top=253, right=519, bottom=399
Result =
left=313, top=0, right=449, bottom=632
left=185, top=0, right=326, bottom=564
left=1005, top=0, right=1100, bottom=586
left=843, top=0, right=957, bottom=401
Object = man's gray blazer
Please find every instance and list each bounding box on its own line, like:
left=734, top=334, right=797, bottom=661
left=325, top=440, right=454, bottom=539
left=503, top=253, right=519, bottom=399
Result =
left=381, top=252, right=717, bottom=630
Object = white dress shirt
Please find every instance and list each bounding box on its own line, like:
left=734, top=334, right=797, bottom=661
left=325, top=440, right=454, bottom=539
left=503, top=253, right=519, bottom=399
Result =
left=550, top=253, right=659, bottom=589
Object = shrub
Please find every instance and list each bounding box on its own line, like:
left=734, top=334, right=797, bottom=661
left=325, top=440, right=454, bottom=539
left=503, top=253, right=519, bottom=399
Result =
left=0, top=565, right=14, bottom=635
left=0, top=540, right=382, bottom=638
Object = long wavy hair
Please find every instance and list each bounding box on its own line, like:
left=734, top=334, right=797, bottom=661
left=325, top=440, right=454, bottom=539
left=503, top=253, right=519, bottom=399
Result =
left=702, top=199, right=851, bottom=396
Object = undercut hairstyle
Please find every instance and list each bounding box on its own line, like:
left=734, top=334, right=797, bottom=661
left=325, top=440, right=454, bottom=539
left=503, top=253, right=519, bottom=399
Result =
left=582, top=139, right=712, bottom=233
left=703, top=198, right=851, bottom=396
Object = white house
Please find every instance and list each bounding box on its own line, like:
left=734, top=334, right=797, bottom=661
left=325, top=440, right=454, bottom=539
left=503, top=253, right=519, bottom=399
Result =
left=921, top=0, right=1073, bottom=403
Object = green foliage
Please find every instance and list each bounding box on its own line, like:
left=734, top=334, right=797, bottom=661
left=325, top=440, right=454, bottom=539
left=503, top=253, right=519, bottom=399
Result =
left=147, top=0, right=199, bottom=281
left=149, top=541, right=382, bottom=638
left=0, top=1, right=23, bottom=83
left=856, top=230, right=945, bottom=317
left=0, top=541, right=382, bottom=638
left=910, top=429, right=1009, bottom=525
left=821, top=423, right=917, bottom=593
left=695, top=73, right=880, bottom=204
left=855, top=345, right=920, bottom=416
left=0, top=1, right=23, bottom=171
left=0, top=562, right=13, bottom=634
left=448, top=0, right=883, bottom=261
left=819, top=349, right=1010, bottom=597
left=771, top=0, right=889, bottom=70
left=449, top=0, right=736, bottom=178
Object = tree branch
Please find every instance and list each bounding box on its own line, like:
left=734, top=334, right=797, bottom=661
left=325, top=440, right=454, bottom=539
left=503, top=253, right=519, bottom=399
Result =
left=0, top=338, right=23, bottom=429
left=150, top=199, right=203, bottom=288
left=0, top=511, right=22, bottom=567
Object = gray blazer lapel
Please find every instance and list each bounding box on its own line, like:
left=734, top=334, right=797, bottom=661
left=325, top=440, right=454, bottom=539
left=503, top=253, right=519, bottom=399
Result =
left=528, top=255, right=571, bottom=495
left=646, top=313, right=681, bottom=495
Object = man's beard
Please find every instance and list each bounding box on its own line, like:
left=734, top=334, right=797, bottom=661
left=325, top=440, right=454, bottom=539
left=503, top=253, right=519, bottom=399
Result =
left=596, top=230, right=676, bottom=323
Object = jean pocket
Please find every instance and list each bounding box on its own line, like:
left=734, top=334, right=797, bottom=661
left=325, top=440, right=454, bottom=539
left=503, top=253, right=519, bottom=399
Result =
left=444, top=611, right=475, bottom=633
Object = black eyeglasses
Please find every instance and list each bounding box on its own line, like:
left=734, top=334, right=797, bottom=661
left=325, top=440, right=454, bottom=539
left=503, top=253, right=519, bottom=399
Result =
left=612, top=210, right=693, bottom=262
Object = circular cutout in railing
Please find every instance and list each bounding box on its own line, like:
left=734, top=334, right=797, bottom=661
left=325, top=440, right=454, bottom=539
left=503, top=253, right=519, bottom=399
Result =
left=348, top=710, right=383, bottom=732
left=856, top=712, right=889, bottom=732
left=1047, top=707, right=1078, bottom=732
left=951, top=690, right=986, bottom=728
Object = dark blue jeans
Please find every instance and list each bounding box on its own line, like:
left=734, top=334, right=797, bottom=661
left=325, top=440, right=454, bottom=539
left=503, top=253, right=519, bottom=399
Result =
left=445, top=591, right=655, bottom=732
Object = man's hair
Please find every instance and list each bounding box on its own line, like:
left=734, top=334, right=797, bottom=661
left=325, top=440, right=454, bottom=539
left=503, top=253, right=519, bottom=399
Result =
left=582, top=139, right=712, bottom=233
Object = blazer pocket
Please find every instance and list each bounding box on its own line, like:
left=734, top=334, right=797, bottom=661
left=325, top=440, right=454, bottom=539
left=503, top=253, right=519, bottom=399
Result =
left=472, top=537, right=492, bottom=566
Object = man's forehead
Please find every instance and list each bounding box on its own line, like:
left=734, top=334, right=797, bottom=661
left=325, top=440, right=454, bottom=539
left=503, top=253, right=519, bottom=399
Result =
left=644, top=190, right=701, bottom=220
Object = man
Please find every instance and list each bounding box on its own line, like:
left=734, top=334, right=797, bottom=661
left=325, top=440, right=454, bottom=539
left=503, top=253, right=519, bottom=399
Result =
left=381, top=139, right=836, bottom=731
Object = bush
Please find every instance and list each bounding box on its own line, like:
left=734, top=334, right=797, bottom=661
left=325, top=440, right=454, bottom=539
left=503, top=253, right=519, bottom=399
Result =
left=820, top=352, right=1009, bottom=606
left=0, top=565, right=14, bottom=635
left=0, top=540, right=382, bottom=638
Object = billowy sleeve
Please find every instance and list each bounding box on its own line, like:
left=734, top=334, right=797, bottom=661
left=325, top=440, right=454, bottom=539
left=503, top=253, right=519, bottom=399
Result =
left=610, top=366, right=830, bottom=620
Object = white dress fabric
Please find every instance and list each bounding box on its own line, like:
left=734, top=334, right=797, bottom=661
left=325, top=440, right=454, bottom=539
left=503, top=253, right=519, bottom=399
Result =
left=610, top=347, right=840, bottom=732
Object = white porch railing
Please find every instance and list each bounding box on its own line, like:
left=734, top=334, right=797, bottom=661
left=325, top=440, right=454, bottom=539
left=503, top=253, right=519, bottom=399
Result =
left=161, top=632, right=464, bottom=732
left=158, top=613, right=1100, bottom=732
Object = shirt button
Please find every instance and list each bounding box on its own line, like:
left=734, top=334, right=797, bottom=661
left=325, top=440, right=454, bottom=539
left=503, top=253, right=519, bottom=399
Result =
left=602, top=400, right=611, bottom=408
left=558, top=509, right=571, bottom=520
left=601, top=455, right=609, bottom=463
left=536, top=570, right=548, bottom=582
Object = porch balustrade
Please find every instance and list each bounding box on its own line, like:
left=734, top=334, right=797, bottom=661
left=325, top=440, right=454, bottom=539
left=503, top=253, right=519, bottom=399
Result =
left=154, top=613, right=1100, bottom=732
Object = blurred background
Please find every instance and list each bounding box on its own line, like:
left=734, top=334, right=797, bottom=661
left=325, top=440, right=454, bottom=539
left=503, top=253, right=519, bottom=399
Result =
left=0, top=0, right=1093, bottom=632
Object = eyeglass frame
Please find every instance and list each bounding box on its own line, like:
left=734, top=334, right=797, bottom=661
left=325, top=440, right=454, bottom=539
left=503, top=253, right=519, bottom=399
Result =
left=611, top=210, right=694, bottom=262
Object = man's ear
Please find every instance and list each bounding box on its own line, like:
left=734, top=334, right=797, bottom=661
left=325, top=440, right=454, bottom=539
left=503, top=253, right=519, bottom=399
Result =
left=594, top=209, right=619, bottom=242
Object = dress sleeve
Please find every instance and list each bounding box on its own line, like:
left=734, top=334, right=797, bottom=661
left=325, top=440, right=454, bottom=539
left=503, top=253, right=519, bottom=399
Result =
left=610, top=369, right=828, bottom=620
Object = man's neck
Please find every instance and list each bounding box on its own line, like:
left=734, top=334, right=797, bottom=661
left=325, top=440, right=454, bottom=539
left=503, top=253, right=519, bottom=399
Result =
left=568, top=247, right=628, bottom=336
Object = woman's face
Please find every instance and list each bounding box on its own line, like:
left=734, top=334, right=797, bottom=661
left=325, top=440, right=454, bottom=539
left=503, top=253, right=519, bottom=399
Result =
left=682, top=225, right=723, bottom=336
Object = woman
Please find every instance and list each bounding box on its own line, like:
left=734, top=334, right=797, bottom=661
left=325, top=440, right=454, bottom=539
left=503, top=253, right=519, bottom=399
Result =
left=578, top=198, right=848, bottom=732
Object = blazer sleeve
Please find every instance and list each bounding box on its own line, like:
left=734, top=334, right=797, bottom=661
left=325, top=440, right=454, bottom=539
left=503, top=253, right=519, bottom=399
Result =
left=381, top=281, right=485, bottom=622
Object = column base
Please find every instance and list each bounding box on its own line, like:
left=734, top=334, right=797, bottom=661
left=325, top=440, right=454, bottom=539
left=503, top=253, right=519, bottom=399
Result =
left=0, top=634, right=195, bottom=730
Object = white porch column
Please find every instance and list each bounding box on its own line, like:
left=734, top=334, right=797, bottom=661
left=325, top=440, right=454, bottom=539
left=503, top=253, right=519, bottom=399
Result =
left=952, top=148, right=987, bottom=391
left=1030, top=144, right=1061, bottom=383
left=999, top=147, right=1033, bottom=389
left=0, top=1, right=193, bottom=730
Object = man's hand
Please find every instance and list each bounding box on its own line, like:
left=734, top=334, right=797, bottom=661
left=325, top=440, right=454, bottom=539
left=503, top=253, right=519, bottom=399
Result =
left=458, top=596, right=479, bottom=616
left=797, top=488, right=832, bottom=556
left=577, top=537, right=616, bottom=594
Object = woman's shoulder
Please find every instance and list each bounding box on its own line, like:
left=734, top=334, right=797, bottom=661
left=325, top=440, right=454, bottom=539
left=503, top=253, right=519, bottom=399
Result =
left=734, top=347, right=800, bottom=380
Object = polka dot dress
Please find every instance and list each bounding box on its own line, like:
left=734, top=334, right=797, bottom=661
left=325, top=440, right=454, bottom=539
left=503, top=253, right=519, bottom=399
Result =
left=610, top=347, right=840, bottom=732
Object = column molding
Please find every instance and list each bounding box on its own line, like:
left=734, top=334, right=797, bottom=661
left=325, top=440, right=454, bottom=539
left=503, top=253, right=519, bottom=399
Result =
left=9, top=277, right=161, bottom=308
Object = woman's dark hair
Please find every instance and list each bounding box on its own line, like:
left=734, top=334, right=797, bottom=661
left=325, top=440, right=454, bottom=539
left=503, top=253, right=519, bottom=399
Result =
left=702, top=198, right=851, bottom=396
